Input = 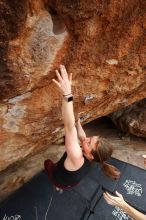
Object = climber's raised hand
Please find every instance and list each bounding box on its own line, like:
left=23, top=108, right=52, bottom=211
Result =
left=52, top=65, right=72, bottom=96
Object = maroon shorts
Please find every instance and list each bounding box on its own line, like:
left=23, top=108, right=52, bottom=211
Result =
left=44, top=159, right=78, bottom=190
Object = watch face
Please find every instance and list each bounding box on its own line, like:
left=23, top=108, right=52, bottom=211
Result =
left=67, top=96, right=73, bottom=102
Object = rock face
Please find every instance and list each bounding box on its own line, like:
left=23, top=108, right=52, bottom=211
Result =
left=0, top=0, right=146, bottom=200
left=110, top=98, right=146, bottom=137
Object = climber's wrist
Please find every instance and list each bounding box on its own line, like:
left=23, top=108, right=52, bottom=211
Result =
left=63, top=93, right=73, bottom=102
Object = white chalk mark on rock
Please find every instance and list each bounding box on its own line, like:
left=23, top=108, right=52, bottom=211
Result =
left=106, top=59, right=118, bottom=65
left=3, top=105, right=26, bottom=132
left=8, top=92, right=32, bottom=104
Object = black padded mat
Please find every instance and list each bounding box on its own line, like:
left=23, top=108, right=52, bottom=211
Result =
left=0, top=172, right=86, bottom=220
left=88, top=196, right=134, bottom=220
left=73, top=173, right=102, bottom=202
left=115, top=164, right=146, bottom=214
left=0, top=158, right=146, bottom=220
left=81, top=185, right=103, bottom=220
left=83, top=160, right=146, bottom=220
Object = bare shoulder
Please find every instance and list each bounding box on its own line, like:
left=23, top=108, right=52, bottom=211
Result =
left=64, top=156, right=85, bottom=171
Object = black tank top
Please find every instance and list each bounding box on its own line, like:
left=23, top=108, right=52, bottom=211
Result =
left=54, top=152, right=91, bottom=187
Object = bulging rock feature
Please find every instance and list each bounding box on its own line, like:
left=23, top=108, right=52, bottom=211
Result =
left=0, top=0, right=69, bottom=100
left=110, top=99, right=146, bottom=137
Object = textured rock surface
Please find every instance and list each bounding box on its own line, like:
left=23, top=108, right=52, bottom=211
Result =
left=110, top=98, right=146, bottom=137
left=0, top=0, right=146, bottom=199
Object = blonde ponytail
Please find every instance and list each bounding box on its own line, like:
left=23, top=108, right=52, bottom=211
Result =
left=102, top=162, right=120, bottom=179
left=91, top=137, right=121, bottom=179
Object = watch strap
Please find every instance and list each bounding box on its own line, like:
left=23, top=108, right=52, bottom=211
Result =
left=63, top=94, right=73, bottom=102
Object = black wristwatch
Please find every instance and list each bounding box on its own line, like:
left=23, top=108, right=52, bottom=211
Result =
left=63, top=94, right=73, bottom=102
